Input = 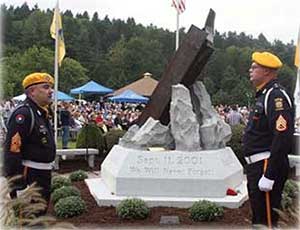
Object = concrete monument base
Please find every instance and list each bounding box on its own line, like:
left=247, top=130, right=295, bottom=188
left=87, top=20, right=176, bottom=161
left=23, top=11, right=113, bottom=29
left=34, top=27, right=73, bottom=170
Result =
left=86, top=145, right=248, bottom=208
left=85, top=178, right=248, bottom=209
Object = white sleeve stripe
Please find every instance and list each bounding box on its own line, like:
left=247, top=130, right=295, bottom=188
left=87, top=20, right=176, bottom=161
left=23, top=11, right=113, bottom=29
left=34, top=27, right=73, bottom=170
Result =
left=264, top=88, right=274, bottom=116
left=280, top=89, right=292, bottom=108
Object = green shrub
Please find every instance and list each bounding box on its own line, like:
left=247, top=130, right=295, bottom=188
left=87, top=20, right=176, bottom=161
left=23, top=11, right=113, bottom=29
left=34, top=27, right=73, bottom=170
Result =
left=105, top=129, right=126, bottom=152
left=54, top=196, right=86, bottom=218
left=76, top=123, right=105, bottom=155
left=281, top=179, right=299, bottom=210
left=227, top=124, right=246, bottom=167
left=51, top=176, right=72, bottom=192
left=283, top=179, right=299, bottom=199
left=116, top=198, right=149, bottom=220
left=69, top=170, right=88, bottom=182
left=189, top=200, right=224, bottom=222
left=51, top=186, right=81, bottom=204
left=281, top=192, right=293, bottom=210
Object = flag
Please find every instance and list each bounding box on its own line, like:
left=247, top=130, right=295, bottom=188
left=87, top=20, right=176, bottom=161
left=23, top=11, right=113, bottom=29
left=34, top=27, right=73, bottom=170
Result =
left=294, top=26, right=300, bottom=132
left=50, top=3, right=65, bottom=66
left=295, top=26, right=300, bottom=68
left=172, top=0, right=186, bottom=14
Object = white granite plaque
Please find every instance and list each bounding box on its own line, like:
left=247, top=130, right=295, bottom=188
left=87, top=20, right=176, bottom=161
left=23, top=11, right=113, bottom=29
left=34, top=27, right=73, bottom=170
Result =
left=101, top=145, right=243, bottom=198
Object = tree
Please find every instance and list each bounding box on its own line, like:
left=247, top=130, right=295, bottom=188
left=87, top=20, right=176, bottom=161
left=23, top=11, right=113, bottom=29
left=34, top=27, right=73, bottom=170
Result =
left=105, top=36, right=165, bottom=89
left=2, top=46, right=88, bottom=98
left=21, top=9, right=52, bottom=49
left=59, top=58, right=89, bottom=93
left=278, top=65, right=297, bottom=93
left=13, top=2, right=32, bottom=20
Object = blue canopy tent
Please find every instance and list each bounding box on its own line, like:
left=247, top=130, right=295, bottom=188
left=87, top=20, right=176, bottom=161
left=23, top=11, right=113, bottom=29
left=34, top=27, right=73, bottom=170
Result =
left=56, top=91, right=74, bottom=101
left=109, top=89, right=149, bottom=103
left=70, top=80, right=113, bottom=95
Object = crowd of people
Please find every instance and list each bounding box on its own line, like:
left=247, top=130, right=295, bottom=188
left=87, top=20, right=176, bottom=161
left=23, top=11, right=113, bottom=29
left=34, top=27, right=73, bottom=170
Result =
left=1, top=99, right=250, bottom=135
left=215, top=104, right=250, bottom=126
left=57, top=100, right=145, bottom=133
left=0, top=97, right=251, bottom=147
left=0, top=97, right=251, bottom=146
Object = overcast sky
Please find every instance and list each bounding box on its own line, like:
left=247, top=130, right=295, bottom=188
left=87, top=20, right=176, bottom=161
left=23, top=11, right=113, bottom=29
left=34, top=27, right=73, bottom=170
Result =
left=1, top=0, right=299, bottom=44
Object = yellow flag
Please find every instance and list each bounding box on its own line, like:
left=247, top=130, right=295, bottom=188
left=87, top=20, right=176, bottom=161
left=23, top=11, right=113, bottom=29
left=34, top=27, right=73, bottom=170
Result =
left=50, top=5, right=65, bottom=66
left=295, top=26, right=300, bottom=67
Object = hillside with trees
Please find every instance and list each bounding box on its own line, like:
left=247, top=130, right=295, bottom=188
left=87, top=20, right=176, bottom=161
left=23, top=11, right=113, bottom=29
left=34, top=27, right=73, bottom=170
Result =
left=1, top=3, right=297, bottom=106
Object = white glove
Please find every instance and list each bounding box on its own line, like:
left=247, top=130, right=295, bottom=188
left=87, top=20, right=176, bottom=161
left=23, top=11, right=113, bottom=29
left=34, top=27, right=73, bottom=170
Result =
left=16, top=186, right=29, bottom=197
left=258, top=175, right=274, bottom=192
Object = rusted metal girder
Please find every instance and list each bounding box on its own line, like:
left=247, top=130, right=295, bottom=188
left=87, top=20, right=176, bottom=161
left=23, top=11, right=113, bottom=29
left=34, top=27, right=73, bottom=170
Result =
left=137, top=9, right=216, bottom=126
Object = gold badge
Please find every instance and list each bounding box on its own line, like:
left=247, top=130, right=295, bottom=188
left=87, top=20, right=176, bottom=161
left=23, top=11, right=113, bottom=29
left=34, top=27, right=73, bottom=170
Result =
left=41, top=137, right=48, bottom=144
left=10, top=132, right=22, bottom=153
left=274, top=98, right=283, bottom=111
left=276, top=115, right=287, bottom=132
left=45, top=75, right=50, bottom=82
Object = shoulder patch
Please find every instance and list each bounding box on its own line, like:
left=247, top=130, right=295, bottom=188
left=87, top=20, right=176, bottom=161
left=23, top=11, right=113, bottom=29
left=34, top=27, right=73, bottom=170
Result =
left=274, top=98, right=284, bottom=111
left=15, top=114, right=25, bottom=124
left=276, top=115, right=287, bottom=132
left=10, top=132, right=22, bottom=153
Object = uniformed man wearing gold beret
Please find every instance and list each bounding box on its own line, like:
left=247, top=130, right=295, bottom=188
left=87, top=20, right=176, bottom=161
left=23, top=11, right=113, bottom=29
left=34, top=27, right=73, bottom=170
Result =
left=3, top=72, right=56, bottom=216
left=243, top=52, right=294, bottom=227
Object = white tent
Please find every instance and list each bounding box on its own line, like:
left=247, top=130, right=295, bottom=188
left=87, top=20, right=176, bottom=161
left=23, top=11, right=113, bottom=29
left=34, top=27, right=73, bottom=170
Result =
left=12, top=91, right=74, bottom=102
left=12, top=94, right=26, bottom=101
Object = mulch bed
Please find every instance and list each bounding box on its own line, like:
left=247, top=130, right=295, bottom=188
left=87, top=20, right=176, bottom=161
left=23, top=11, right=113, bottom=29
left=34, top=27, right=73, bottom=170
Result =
left=48, top=156, right=299, bottom=228
left=47, top=180, right=253, bottom=228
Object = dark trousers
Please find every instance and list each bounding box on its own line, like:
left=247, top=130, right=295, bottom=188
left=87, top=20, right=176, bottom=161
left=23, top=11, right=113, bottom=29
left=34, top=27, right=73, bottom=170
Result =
left=62, top=125, right=70, bottom=149
left=26, top=167, right=51, bottom=202
left=246, top=160, right=288, bottom=227
left=9, top=167, right=51, bottom=216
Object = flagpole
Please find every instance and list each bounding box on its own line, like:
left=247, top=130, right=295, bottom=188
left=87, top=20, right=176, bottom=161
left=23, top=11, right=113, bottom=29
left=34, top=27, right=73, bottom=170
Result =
left=54, top=0, right=59, bottom=145
left=175, top=10, right=179, bottom=50
left=295, top=69, right=300, bottom=132
left=294, top=25, right=300, bottom=155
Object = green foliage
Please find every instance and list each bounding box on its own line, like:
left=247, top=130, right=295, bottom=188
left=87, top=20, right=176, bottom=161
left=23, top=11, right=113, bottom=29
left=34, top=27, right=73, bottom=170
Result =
left=104, top=129, right=127, bottom=152
left=76, top=123, right=105, bottom=155
left=51, top=176, right=72, bottom=192
left=51, top=186, right=81, bottom=204
left=281, top=192, right=293, bottom=210
left=116, top=198, right=150, bottom=220
left=283, top=179, right=299, bottom=199
left=278, top=179, right=300, bottom=227
left=54, top=196, right=86, bottom=218
left=69, top=170, right=88, bottom=182
left=227, top=124, right=247, bottom=167
left=104, top=36, right=165, bottom=88
left=189, top=200, right=224, bottom=222
left=59, top=57, right=89, bottom=93
left=281, top=179, right=299, bottom=210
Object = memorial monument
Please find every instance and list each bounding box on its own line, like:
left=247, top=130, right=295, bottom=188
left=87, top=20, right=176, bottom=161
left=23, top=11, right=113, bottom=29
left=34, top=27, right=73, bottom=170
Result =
left=86, top=9, right=248, bottom=208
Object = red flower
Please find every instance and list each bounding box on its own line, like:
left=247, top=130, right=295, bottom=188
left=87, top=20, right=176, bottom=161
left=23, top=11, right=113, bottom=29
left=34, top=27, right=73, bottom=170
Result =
left=226, top=188, right=238, bottom=196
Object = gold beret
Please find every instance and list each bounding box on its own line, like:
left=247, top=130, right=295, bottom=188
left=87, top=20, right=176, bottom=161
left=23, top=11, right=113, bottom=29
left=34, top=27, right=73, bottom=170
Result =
left=22, top=72, right=54, bottom=89
left=252, top=51, right=283, bottom=69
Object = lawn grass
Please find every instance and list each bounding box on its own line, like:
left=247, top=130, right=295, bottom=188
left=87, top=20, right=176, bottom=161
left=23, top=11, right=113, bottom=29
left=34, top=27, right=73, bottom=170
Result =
left=56, top=137, right=77, bottom=149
